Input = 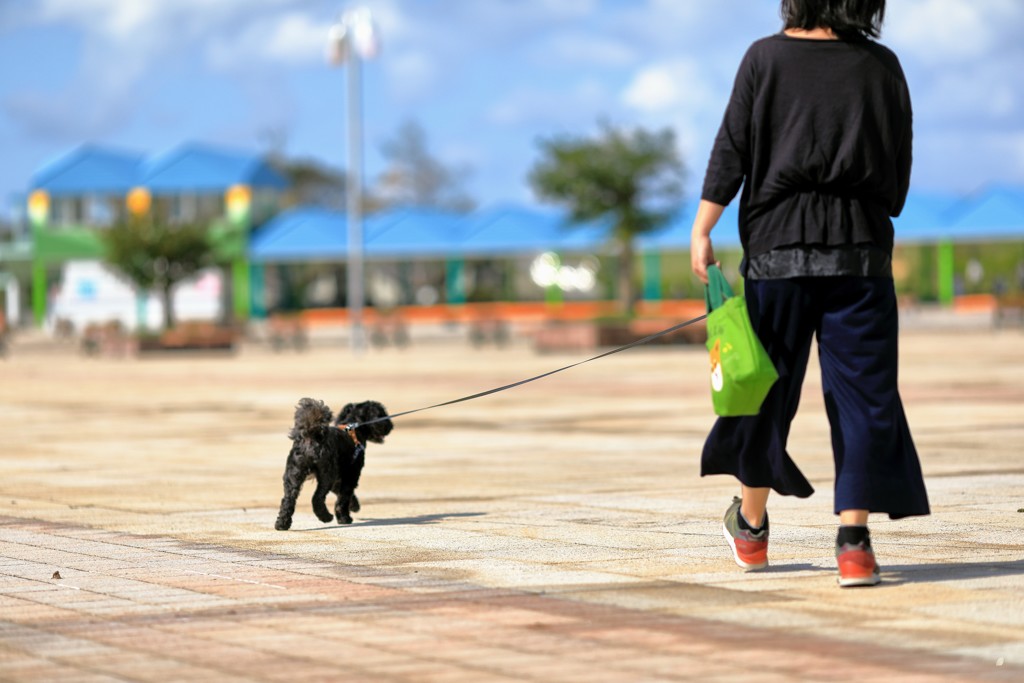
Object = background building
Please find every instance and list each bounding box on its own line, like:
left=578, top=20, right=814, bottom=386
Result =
left=1, top=142, right=1022, bottom=335
left=15, top=143, right=286, bottom=332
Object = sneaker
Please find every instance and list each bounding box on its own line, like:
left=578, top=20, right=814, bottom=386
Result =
left=722, top=496, right=769, bottom=571
left=836, top=534, right=881, bottom=587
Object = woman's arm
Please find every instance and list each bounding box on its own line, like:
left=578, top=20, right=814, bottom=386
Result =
left=693, top=45, right=756, bottom=284
left=690, top=199, right=726, bottom=284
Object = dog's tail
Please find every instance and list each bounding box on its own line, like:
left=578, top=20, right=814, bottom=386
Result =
left=289, top=398, right=334, bottom=442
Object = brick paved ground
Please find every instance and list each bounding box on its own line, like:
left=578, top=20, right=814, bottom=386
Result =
left=1, top=325, right=1023, bottom=681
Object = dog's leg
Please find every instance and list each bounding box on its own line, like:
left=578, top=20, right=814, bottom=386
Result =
left=275, top=464, right=306, bottom=531
left=332, top=484, right=355, bottom=524
left=310, top=476, right=334, bottom=524
left=343, top=445, right=366, bottom=519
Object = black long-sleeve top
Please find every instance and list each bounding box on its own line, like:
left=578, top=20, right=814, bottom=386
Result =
left=702, top=34, right=913, bottom=278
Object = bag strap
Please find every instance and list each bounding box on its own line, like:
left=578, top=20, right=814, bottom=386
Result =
left=704, top=264, right=734, bottom=313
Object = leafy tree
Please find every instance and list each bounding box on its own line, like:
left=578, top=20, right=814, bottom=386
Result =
left=271, top=157, right=348, bottom=210
left=376, top=120, right=475, bottom=212
left=529, top=123, right=686, bottom=315
left=102, top=216, right=215, bottom=330
left=261, top=126, right=348, bottom=211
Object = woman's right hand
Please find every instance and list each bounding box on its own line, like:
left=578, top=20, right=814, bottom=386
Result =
left=691, top=233, right=717, bottom=285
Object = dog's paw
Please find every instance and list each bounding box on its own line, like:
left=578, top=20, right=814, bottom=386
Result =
left=349, top=495, right=360, bottom=513
left=315, top=510, right=334, bottom=523
left=337, top=514, right=353, bottom=525
left=275, top=517, right=292, bottom=531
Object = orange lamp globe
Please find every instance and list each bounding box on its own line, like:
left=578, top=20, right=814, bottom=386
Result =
left=126, top=187, right=152, bottom=215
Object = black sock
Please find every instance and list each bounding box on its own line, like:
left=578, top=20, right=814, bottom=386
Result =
left=837, top=525, right=870, bottom=547
left=738, top=510, right=767, bottom=534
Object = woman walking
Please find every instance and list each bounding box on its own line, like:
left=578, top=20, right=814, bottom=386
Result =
left=691, top=0, right=929, bottom=586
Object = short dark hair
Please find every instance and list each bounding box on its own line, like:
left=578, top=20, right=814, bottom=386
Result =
left=780, top=0, right=886, bottom=39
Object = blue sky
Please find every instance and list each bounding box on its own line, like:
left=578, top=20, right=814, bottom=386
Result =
left=2, top=0, right=1023, bottom=219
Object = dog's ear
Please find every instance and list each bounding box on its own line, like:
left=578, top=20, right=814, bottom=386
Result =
left=335, top=402, right=357, bottom=426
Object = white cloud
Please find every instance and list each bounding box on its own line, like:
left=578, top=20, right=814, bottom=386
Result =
left=622, top=60, right=718, bottom=115
left=914, top=66, right=1021, bottom=123
left=207, top=12, right=329, bottom=71
left=4, top=0, right=1023, bottom=200
left=885, top=0, right=1024, bottom=146
left=5, top=0, right=321, bottom=140
left=488, top=79, right=612, bottom=127
left=384, top=50, right=439, bottom=102
left=533, top=33, right=637, bottom=67
left=458, top=0, right=596, bottom=32
left=618, top=59, right=736, bottom=186
left=32, top=0, right=295, bottom=41
left=623, top=66, right=678, bottom=112
left=913, top=129, right=1024, bottom=191
left=263, top=13, right=330, bottom=63
left=887, top=0, right=1021, bottom=64
left=33, top=0, right=160, bottom=39
left=26, top=0, right=317, bottom=70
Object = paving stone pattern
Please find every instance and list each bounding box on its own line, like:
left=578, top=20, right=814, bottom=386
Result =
left=1, top=328, right=1023, bottom=681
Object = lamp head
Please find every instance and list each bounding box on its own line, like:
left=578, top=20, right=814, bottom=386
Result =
left=327, top=7, right=380, bottom=64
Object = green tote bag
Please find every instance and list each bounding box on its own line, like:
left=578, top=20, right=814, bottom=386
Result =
left=704, top=265, right=778, bottom=416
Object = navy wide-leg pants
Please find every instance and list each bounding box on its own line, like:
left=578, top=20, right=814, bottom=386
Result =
left=701, top=277, right=930, bottom=519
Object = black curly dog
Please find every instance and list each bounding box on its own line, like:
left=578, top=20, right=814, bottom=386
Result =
left=275, top=398, right=392, bottom=530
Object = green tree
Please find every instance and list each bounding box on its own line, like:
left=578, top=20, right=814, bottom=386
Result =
left=102, top=216, right=215, bottom=330
left=529, top=123, right=685, bottom=315
left=260, top=126, right=348, bottom=210
left=270, top=157, right=348, bottom=210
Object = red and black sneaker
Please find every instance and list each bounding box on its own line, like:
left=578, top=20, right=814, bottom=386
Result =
left=722, top=497, right=769, bottom=571
left=836, top=530, right=881, bottom=587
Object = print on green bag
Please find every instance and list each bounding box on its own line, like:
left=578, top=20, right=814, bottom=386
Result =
left=703, top=266, right=779, bottom=416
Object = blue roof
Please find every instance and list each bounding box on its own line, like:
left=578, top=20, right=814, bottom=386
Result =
left=894, top=186, right=1024, bottom=241
left=143, top=143, right=287, bottom=193
left=638, top=186, right=1024, bottom=249
left=249, top=206, right=473, bottom=262
left=249, top=204, right=613, bottom=263
left=891, top=191, right=958, bottom=241
left=249, top=207, right=348, bottom=262
left=459, top=204, right=609, bottom=255
left=945, top=187, right=1024, bottom=238
left=638, top=203, right=742, bottom=249
left=29, top=142, right=288, bottom=196
left=250, top=186, right=1024, bottom=264
left=30, top=145, right=144, bottom=195
left=25, top=141, right=1024, bottom=251
left=366, top=207, right=469, bottom=258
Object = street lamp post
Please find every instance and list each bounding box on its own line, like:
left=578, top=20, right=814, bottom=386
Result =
left=328, top=8, right=379, bottom=353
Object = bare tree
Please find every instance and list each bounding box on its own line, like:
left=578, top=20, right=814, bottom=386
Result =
left=375, top=120, right=475, bottom=212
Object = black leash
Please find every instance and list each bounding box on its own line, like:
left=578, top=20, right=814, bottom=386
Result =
left=342, top=313, right=708, bottom=431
